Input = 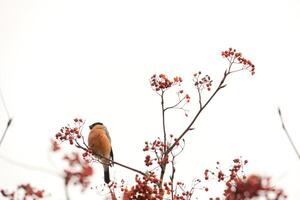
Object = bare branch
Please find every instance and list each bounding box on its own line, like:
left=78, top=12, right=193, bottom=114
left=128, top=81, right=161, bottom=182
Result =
left=165, top=70, right=228, bottom=155
left=74, top=142, right=147, bottom=176
left=0, top=118, right=13, bottom=147
left=164, top=97, right=186, bottom=111
left=161, top=92, right=167, bottom=153
left=278, top=107, right=300, bottom=160
left=170, top=151, right=176, bottom=200
left=64, top=184, right=70, bottom=200
left=0, top=88, right=10, bottom=118
left=0, top=87, right=12, bottom=147
left=0, top=153, right=61, bottom=177
left=197, top=87, right=203, bottom=109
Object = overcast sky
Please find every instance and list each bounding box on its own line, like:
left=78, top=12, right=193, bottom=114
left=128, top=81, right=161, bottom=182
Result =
left=1, top=0, right=300, bottom=199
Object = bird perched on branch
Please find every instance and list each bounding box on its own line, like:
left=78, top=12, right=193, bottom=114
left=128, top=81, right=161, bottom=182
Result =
left=88, top=122, right=113, bottom=184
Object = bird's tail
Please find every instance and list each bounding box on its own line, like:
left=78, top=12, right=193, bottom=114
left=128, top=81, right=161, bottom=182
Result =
left=104, top=166, right=110, bottom=184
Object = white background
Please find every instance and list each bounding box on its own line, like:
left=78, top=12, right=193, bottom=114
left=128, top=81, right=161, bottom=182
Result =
left=1, top=0, right=300, bottom=199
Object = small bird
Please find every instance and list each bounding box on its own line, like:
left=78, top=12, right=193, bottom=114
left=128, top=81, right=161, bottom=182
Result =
left=88, top=122, right=113, bottom=184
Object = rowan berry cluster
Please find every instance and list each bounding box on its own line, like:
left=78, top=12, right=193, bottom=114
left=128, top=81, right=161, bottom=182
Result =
left=223, top=174, right=287, bottom=200
left=122, top=173, right=164, bottom=200
left=55, top=118, right=84, bottom=145
left=172, top=180, right=204, bottom=200
left=143, top=135, right=183, bottom=168
left=177, top=90, right=191, bottom=104
left=193, top=71, right=213, bottom=91
left=50, top=139, right=60, bottom=152
left=204, top=159, right=286, bottom=200
left=63, top=152, right=94, bottom=191
left=51, top=139, right=94, bottom=191
left=82, top=148, right=93, bottom=161
left=150, top=73, right=191, bottom=118
left=143, top=139, right=169, bottom=167
left=150, top=74, right=183, bottom=92
left=0, top=184, right=45, bottom=200
left=222, top=48, right=255, bottom=75
left=121, top=177, right=205, bottom=200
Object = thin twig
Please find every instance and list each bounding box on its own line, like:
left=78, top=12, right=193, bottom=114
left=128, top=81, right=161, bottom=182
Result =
left=229, top=68, right=244, bottom=74
left=170, top=151, right=176, bottom=200
left=197, top=87, right=202, bottom=109
left=164, top=97, right=186, bottom=111
left=278, top=107, right=300, bottom=159
left=193, top=75, right=203, bottom=109
left=78, top=120, right=89, bottom=148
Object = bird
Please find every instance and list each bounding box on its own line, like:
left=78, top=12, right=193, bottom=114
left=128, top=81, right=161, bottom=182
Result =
left=88, top=122, right=113, bottom=184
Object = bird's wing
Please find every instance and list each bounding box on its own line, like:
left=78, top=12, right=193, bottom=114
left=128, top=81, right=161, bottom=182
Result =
left=104, top=127, right=111, bottom=142
left=110, top=148, right=114, bottom=166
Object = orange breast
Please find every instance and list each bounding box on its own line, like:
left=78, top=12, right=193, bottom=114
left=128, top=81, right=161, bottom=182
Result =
left=88, top=127, right=111, bottom=159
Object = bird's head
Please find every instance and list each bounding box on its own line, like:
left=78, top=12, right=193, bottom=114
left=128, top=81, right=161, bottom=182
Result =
left=89, top=122, right=104, bottom=129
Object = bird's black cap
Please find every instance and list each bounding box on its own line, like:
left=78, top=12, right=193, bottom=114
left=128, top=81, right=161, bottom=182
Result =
left=89, top=122, right=103, bottom=129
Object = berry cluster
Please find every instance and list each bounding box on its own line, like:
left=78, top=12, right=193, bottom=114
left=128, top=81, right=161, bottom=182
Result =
left=82, top=148, right=93, bottom=161
left=142, top=135, right=184, bottom=168
left=222, top=48, right=255, bottom=75
left=55, top=118, right=84, bottom=145
left=0, top=184, right=45, bottom=200
left=122, top=173, right=164, bottom=200
left=193, top=71, right=213, bottom=91
left=177, top=90, right=191, bottom=104
left=224, top=174, right=287, bottom=200
left=121, top=178, right=204, bottom=200
left=172, top=180, right=201, bottom=200
left=50, top=139, right=60, bottom=152
left=204, top=159, right=286, bottom=200
left=143, top=139, right=169, bottom=167
left=63, top=152, right=94, bottom=191
left=150, top=74, right=183, bottom=92
left=50, top=139, right=94, bottom=191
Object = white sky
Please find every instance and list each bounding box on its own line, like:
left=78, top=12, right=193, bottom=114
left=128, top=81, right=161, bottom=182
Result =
left=1, top=0, right=300, bottom=199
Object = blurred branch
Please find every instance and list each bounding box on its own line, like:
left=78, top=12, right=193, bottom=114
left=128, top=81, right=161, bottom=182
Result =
left=278, top=107, right=300, bottom=160
left=0, top=87, right=10, bottom=118
left=0, top=153, right=61, bottom=177
left=0, top=87, right=12, bottom=147
left=64, top=184, right=70, bottom=200
left=0, top=118, right=12, bottom=147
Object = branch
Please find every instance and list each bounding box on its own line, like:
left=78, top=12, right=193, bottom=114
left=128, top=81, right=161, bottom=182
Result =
left=0, top=118, right=13, bottom=147
left=170, top=151, right=176, bottom=200
left=164, top=97, right=186, bottom=111
left=197, top=87, right=202, bottom=109
left=161, top=92, right=167, bottom=153
left=165, top=70, right=228, bottom=155
left=159, top=92, right=168, bottom=184
left=0, top=87, right=12, bottom=147
left=64, top=184, right=70, bottom=200
left=0, top=87, right=10, bottom=118
left=0, top=153, right=61, bottom=177
left=278, top=107, right=300, bottom=160
left=74, top=142, right=147, bottom=176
